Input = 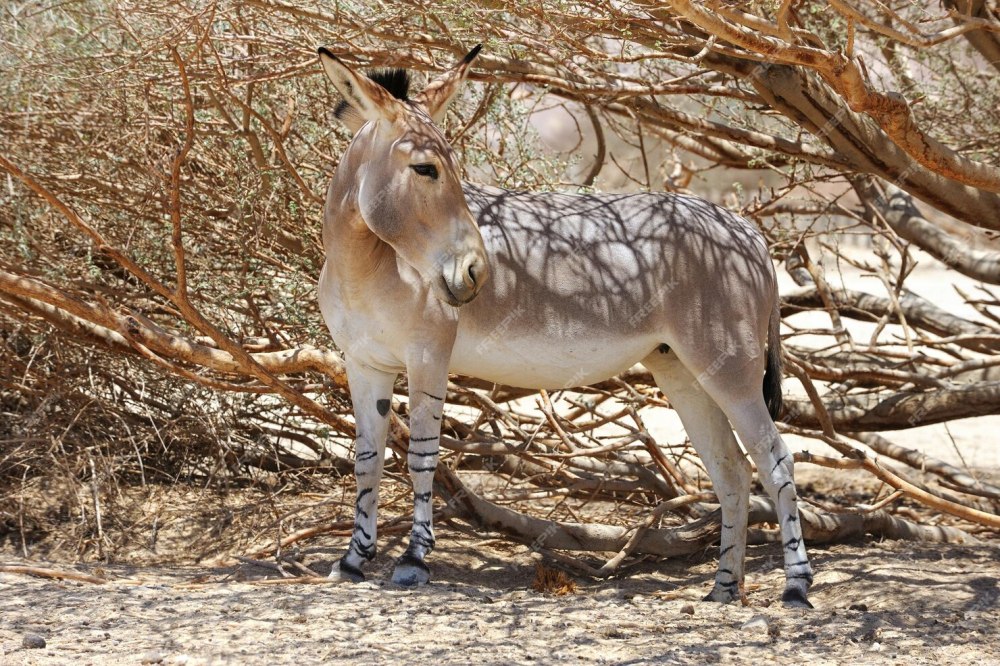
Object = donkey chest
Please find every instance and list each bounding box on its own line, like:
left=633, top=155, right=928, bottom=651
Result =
left=318, top=262, right=412, bottom=371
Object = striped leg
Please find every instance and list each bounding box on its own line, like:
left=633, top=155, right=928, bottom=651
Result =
left=706, top=392, right=814, bottom=608
left=644, top=351, right=751, bottom=603
left=391, top=359, right=448, bottom=586
left=333, top=360, right=397, bottom=582
left=743, top=416, right=814, bottom=608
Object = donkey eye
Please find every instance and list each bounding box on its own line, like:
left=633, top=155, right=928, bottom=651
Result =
left=410, top=163, right=439, bottom=179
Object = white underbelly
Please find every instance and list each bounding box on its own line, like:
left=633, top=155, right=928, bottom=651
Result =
left=449, top=326, right=659, bottom=390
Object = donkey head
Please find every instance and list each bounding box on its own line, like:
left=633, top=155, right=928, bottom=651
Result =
left=319, top=45, right=488, bottom=307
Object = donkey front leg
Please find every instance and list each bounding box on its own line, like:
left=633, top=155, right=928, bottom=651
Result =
left=391, top=356, right=449, bottom=587
left=334, top=360, right=397, bottom=582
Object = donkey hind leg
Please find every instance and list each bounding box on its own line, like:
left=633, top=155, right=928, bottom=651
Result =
left=391, top=355, right=450, bottom=587
left=642, top=350, right=751, bottom=604
left=697, top=374, right=814, bottom=609
left=334, top=360, right=397, bottom=582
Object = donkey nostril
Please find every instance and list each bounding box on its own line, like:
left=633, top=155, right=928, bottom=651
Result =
left=461, top=255, right=481, bottom=291
left=464, top=262, right=477, bottom=290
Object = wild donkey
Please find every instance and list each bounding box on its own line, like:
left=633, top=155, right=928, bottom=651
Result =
left=316, top=45, right=814, bottom=607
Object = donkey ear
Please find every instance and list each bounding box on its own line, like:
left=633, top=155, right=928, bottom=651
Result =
left=413, top=44, right=482, bottom=124
left=318, top=47, right=399, bottom=132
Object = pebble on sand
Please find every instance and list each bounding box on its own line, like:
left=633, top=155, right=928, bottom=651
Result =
left=741, top=615, right=780, bottom=638
left=23, top=633, right=46, bottom=649
left=140, top=650, right=166, bottom=664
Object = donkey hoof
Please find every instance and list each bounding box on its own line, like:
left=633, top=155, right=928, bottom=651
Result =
left=331, top=559, right=366, bottom=583
left=391, top=554, right=430, bottom=587
left=702, top=585, right=740, bottom=604
left=781, top=587, right=814, bottom=609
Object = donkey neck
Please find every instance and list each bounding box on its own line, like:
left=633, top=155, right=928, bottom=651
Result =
left=321, top=136, right=397, bottom=283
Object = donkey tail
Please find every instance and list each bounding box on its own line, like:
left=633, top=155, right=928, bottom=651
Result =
left=763, top=297, right=784, bottom=421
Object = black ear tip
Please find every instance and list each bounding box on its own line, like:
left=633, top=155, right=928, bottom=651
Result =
left=463, top=43, right=483, bottom=64
left=317, top=46, right=336, bottom=60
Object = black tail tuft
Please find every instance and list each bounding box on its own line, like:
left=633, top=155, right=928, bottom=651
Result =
left=764, top=302, right=783, bottom=421
left=763, top=345, right=783, bottom=421
left=462, top=43, right=483, bottom=65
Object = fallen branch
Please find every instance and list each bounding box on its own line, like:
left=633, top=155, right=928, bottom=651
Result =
left=782, top=287, right=1000, bottom=350
left=247, top=517, right=413, bottom=560
left=796, top=452, right=1000, bottom=528
left=0, top=564, right=109, bottom=585
left=784, top=381, right=1000, bottom=431
left=444, top=470, right=979, bottom=565
left=178, top=576, right=338, bottom=588
left=850, top=431, right=1000, bottom=500
left=597, top=492, right=716, bottom=575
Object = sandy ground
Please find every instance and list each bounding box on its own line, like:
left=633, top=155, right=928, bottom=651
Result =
left=1, top=528, right=998, bottom=666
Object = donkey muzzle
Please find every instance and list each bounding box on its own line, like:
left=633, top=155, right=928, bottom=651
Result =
left=440, top=250, right=488, bottom=306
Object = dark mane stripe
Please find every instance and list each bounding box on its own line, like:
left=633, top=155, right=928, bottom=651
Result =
left=334, top=67, right=411, bottom=121
left=368, top=68, right=411, bottom=101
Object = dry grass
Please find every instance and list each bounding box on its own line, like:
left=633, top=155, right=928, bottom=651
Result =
left=531, top=561, right=578, bottom=596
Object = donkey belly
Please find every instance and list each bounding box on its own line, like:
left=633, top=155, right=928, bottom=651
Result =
left=449, top=325, right=659, bottom=390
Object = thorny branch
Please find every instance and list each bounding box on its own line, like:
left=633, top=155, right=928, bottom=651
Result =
left=1, top=1, right=997, bottom=565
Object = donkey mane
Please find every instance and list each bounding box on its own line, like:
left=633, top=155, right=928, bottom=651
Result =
left=334, top=68, right=411, bottom=123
